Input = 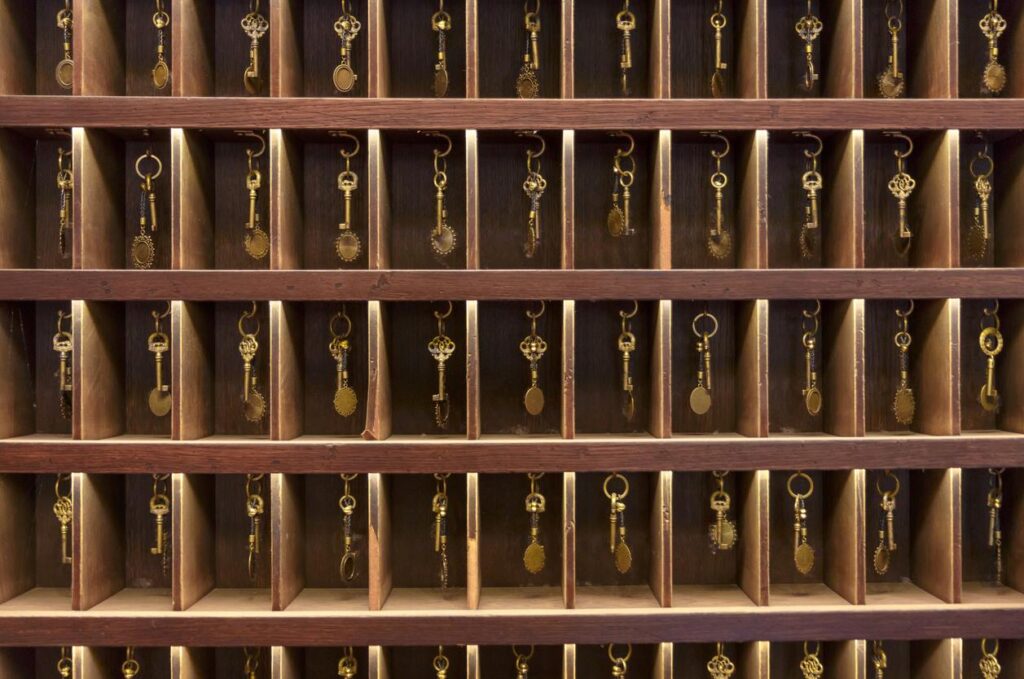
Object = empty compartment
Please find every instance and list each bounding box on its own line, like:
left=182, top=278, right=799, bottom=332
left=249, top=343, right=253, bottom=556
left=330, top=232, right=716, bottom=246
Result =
left=0, top=0, right=79, bottom=95
left=0, top=474, right=73, bottom=612
left=0, top=129, right=74, bottom=269
left=958, top=1, right=1024, bottom=98
left=275, top=473, right=369, bottom=611
left=478, top=0, right=563, bottom=98
left=863, top=131, right=956, bottom=269
left=864, top=640, right=961, bottom=679
left=864, top=469, right=957, bottom=605
left=862, top=0, right=955, bottom=99
left=672, top=471, right=765, bottom=607
left=765, top=0, right=856, bottom=98
left=767, top=300, right=860, bottom=437
left=76, top=647, right=171, bottom=679
left=384, top=0, right=467, bottom=98
left=959, top=131, right=1024, bottom=268
left=961, top=468, right=1024, bottom=605
left=670, top=0, right=760, bottom=98
left=768, top=470, right=861, bottom=606
left=960, top=299, right=1024, bottom=435
left=289, top=0, right=371, bottom=97
left=477, top=473, right=565, bottom=609
left=176, top=647, right=272, bottom=678
left=768, top=641, right=862, bottom=679
left=573, top=0, right=652, bottom=98
left=671, top=131, right=761, bottom=270
left=673, top=642, right=765, bottom=679
left=865, top=299, right=958, bottom=436
left=382, top=646, right=468, bottom=679
left=477, top=131, right=563, bottom=270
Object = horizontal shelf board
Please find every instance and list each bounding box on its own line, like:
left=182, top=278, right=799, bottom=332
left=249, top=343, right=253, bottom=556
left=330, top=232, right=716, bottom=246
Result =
left=4, top=97, right=1024, bottom=130
left=1, top=433, right=1020, bottom=473
left=0, top=604, right=1022, bottom=645
left=2, top=269, right=1024, bottom=301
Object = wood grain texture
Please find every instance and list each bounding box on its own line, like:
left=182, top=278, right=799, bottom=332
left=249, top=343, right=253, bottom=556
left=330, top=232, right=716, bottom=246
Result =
left=0, top=474, right=34, bottom=603
left=368, top=130, right=390, bottom=270
left=650, top=471, right=671, bottom=607
left=368, top=472, right=391, bottom=610
left=907, top=469, right=959, bottom=604
left=271, top=473, right=302, bottom=611
left=0, top=130, right=35, bottom=269
left=173, top=472, right=215, bottom=610
left=72, top=472, right=125, bottom=610
left=75, top=0, right=126, bottom=96
left=563, top=471, right=575, bottom=608
left=364, top=300, right=390, bottom=440
left=74, top=301, right=125, bottom=440
left=172, top=129, right=215, bottom=269
left=270, top=130, right=302, bottom=270
left=75, top=128, right=124, bottom=270
left=824, top=470, right=865, bottom=605
left=172, top=0, right=214, bottom=97
left=466, top=472, right=479, bottom=610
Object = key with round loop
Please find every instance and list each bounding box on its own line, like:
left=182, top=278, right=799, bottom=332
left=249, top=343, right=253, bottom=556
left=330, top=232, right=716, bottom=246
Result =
left=708, top=471, right=737, bottom=552
left=892, top=300, right=916, bottom=425
left=56, top=146, right=73, bottom=259
left=968, top=136, right=995, bottom=260
left=523, top=473, right=546, bottom=573
left=616, top=1, right=636, bottom=95
left=152, top=0, right=171, bottom=89
left=788, top=471, right=815, bottom=575
left=432, top=473, right=451, bottom=589
left=330, top=306, right=358, bottom=417
left=516, top=1, right=542, bottom=98
left=617, top=301, right=638, bottom=422
left=795, top=132, right=823, bottom=258
left=801, top=300, right=823, bottom=416
left=607, top=132, right=636, bottom=238
left=884, top=131, right=915, bottom=254
left=245, top=474, right=265, bottom=580
left=878, top=0, right=905, bottom=98
left=237, top=131, right=269, bottom=259
left=241, top=1, right=269, bottom=95
left=333, top=1, right=361, bottom=93
left=603, top=473, right=632, bottom=574
left=518, top=131, right=547, bottom=256
left=710, top=1, right=728, bottom=97
left=690, top=310, right=718, bottom=415
left=702, top=132, right=733, bottom=258
left=55, top=2, right=74, bottom=90
left=978, top=301, right=1004, bottom=413
left=53, top=473, right=73, bottom=565
left=431, top=2, right=452, bottom=97
left=338, top=647, right=358, bottom=679
left=238, top=302, right=267, bottom=423
left=52, top=309, right=73, bottom=419
left=872, top=470, right=900, bottom=575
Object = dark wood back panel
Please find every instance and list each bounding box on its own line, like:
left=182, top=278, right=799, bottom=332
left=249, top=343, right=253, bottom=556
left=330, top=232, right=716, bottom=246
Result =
left=35, top=138, right=74, bottom=270
left=576, top=644, right=655, bottom=679
left=0, top=302, right=38, bottom=438
left=572, top=0, right=650, bottom=98
left=388, top=474, right=467, bottom=590
left=124, top=473, right=172, bottom=590
left=295, top=647, right=371, bottom=679
left=301, top=0, right=369, bottom=98
left=214, top=647, right=271, bottom=679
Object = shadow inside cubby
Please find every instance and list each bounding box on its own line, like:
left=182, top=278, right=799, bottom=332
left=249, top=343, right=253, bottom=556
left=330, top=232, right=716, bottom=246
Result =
left=182, top=647, right=270, bottom=678
left=573, top=0, right=651, bottom=98
left=863, top=130, right=954, bottom=269
left=478, top=0, right=562, bottom=98
left=963, top=639, right=1024, bottom=677
left=0, top=648, right=72, bottom=678
left=865, top=299, right=955, bottom=436
left=672, top=472, right=761, bottom=607
left=297, top=0, right=370, bottom=97
left=479, top=646, right=564, bottom=679
left=383, top=131, right=467, bottom=270
left=384, top=0, right=466, bottom=98
left=767, top=300, right=857, bottom=436
left=384, top=302, right=467, bottom=437
left=280, top=474, right=369, bottom=611
left=478, top=131, right=562, bottom=270
left=960, top=131, right=1024, bottom=268
left=0, top=301, right=72, bottom=439
left=78, top=647, right=171, bottom=679
left=575, top=472, right=658, bottom=608
left=960, top=300, right=1024, bottom=434
left=671, top=0, right=759, bottom=98
left=574, top=301, right=654, bottom=436
left=383, top=646, right=467, bottom=679
left=0, top=474, right=72, bottom=612
left=574, top=132, right=654, bottom=270
left=576, top=645, right=656, bottom=679
left=479, top=302, right=562, bottom=436
left=381, top=474, right=467, bottom=609
left=279, top=647, right=371, bottom=678
left=862, top=0, right=955, bottom=99
left=865, top=640, right=963, bottom=679
left=958, top=0, right=1024, bottom=98
left=961, top=468, right=1024, bottom=605
left=671, top=301, right=754, bottom=437
left=477, top=474, right=564, bottom=609
left=673, top=642, right=764, bottom=679
left=768, top=470, right=856, bottom=606
left=671, top=131, right=758, bottom=269
left=183, top=473, right=273, bottom=611
left=765, top=0, right=851, bottom=98
left=0, top=129, right=73, bottom=269
left=0, top=0, right=77, bottom=95
left=864, top=469, right=954, bottom=606
left=767, top=131, right=859, bottom=269
left=768, top=641, right=860, bottom=679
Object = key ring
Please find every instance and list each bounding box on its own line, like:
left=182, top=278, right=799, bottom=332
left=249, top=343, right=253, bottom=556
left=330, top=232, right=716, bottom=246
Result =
left=433, top=647, right=450, bottom=674
left=244, top=647, right=260, bottom=675
left=876, top=469, right=900, bottom=498
left=238, top=301, right=260, bottom=337
left=981, top=638, right=999, bottom=656
left=513, top=645, right=535, bottom=663
left=971, top=148, right=994, bottom=181
left=331, top=305, right=353, bottom=340
left=245, top=473, right=265, bottom=496
left=693, top=310, right=719, bottom=339
left=603, top=472, right=630, bottom=500
left=787, top=471, right=814, bottom=499
left=526, top=300, right=546, bottom=322
left=607, top=643, right=632, bottom=667
left=338, top=648, right=358, bottom=678
left=135, top=149, right=163, bottom=180
left=884, top=0, right=903, bottom=28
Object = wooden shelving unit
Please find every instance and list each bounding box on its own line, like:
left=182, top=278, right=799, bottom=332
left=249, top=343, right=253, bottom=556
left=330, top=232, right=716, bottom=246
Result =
left=1, top=1, right=1023, bottom=677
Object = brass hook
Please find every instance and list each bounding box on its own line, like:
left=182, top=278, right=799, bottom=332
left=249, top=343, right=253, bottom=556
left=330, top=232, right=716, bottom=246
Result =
left=434, top=300, right=454, bottom=320
left=795, top=131, right=823, bottom=159
left=526, top=300, right=546, bottom=319
left=419, top=130, right=454, bottom=158
left=134, top=148, right=163, bottom=180
left=896, top=299, right=915, bottom=318
left=152, top=300, right=172, bottom=324
left=238, top=301, right=260, bottom=336
left=236, top=130, right=267, bottom=158
left=56, top=309, right=71, bottom=334
left=331, top=131, right=361, bottom=159
left=884, top=131, right=913, bottom=159
left=610, top=131, right=635, bottom=158
left=876, top=469, right=901, bottom=497
left=983, top=299, right=1000, bottom=317
left=518, top=130, right=546, bottom=159
left=331, top=305, right=353, bottom=339
left=619, top=300, right=639, bottom=320
left=802, top=299, right=822, bottom=319
left=702, top=131, right=730, bottom=159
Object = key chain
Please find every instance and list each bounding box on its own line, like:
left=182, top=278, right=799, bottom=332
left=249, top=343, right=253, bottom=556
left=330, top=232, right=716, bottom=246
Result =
left=238, top=302, right=267, bottom=423
left=339, top=474, right=358, bottom=582
left=795, top=0, right=822, bottom=91
left=431, top=0, right=452, bottom=97
left=151, top=0, right=171, bottom=89
left=56, top=142, right=73, bottom=259
left=523, top=473, right=546, bottom=573
left=885, top=131, right=915, bottom=256
left=892, top=300, right=915, bottom=425
left=131, top=149, right=163, bottom=270
left=872, top=640, right=887, bottom=679
left=607, top=132, right=636, bottom=238
left=708, top=471, right=737, bottom=553
left=429, top=301, right=456, bottom=429
left=703, top=132, right=733, bottom=259
left=707, top=642, right=735, bottom=679
left=245, top=474, right=265, bottom=580
left=801, top=300, right=823, bottom=416
left=690, top=309, right=718, bottom=415
left=52, top=309, right=74, bottom=420
left=517, top=0, right=542, bottom=98
left=518, top=131, right=547, bottom=257
left=520, top=301, right=548, bottom=416
left=603, top=473, right=632, bottom=574
left=432, top=474, right=451, bottom=590
left=332, top=131, right=362, bottom=263
left=873, top=470, right=899, bottom=575
left=795, top=132, right=823, bottom=259
left=978, top=300, right=1004, bottom=413
left=149, top=472, right=171, bottom=575
left=237, top=131, right=269, bottom=260
left=330, top=306, right=358, bottom=417
left=617, top=301, right=639, bottom=422
left=241, top=0, right=269, bottom=95
left=55, top=1, right=74, bottom=90
left=968, top=134, right=995, bottom=261
left=788, top=471, right=815, bottom=575
left=333, top=0, right=361, bottom=93
left=878, top=0, right=905, bottom=98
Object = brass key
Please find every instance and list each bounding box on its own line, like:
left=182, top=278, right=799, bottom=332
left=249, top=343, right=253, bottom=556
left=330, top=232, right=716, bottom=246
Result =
left=52, top=309, right=73, bottom=420
left=241, top=1, right=269, bottom=95
left=795, top=1, right=823, bottom=91
left=978, top=300, right=1004, bottom=413
left=147, top=302, right=172, bottom=417
left=703, top=132, right=733, bottom=258
left=333, top=132, right=362, bottom=263
left=523, top=473, right=546, bottom=573
left=707, top=643, right=735, bottom=679
left=892, top=300, right=916, bottom=425
left=708, top=471, right=737, bottom=552
left=53, top=473, right=73, bottom=565
left=432, top=473, right=450, bottom=589
left=122, top=647, right=140, bottom=679
left=801, top=300, right=823, bottom=416
left=238, top=302, right=266, bottom=423
left=617, top=301, right=638, bottom=422
left=245, top=474, right=265, bottom=580
left=795, top=132, right=823, bottom=258
left=520, top=302, right=548, bottom=416
left=56, top=146, right=73, bottom=259
left=710, top=0, right=728, bottom=97
left=55, top=2, right=74, bottom=90
left=607, top=132, right=636, bottom=238
left=152, top=0, right=171, bottom=89
left=132, top=149, right=163, bottom=270
left=333, top=1, right=361, bottom=93
left=603, top=473, right=632, bottom=574
left=788, top=471, right=815, bottom=575
left=330, top=307, right=358, bottom=417
left=516, top=1, right=542, bottom=99
left=149, top=473, right=171, bottom=576
left=431, top=2, right=452, bottom=97
left=980, top=1, right=1007, bottom=95
left=338, top=647, right=358, bottom=679
left=800, top=642, right=824, bottom=679
left=421, top=131, right=456, bottom=256
left=518, top=131, right=547, bottom=257
left=968, top=137, right=995, bottom=261
left=690, top=310, right=718, bottom=415
left=238, top=131, right=269, bottom=260
left=878, top=0, right=905, bottom=98
left=872, top=641, right=887, bottom=679
left=514, top=646, right=534, bottom=679
left=428, top=302, right=456, bottom=429
left=885, top=131, right=915, bottom=255
left=873, top=470, right=899, bottom=575
left=988, top=468, right=1004, bottom=586
left=616, top=1, right=636, bottom=95
left=979, top=639, right=1002, bottom=679
left=339, top=474, right=358, bottom=582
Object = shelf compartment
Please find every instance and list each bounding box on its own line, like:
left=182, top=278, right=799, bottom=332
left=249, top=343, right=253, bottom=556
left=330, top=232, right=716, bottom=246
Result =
left=958, top=1, right=1024, bottom=98
left=0, top=0, right=77, bottom=96
left=764, top=0, right=856, bottom=98
left=0, top=647, right=72, bottom=678
left=478, top=645, right=565, bottom=679
left=963, top=638, right=1024, bottom=678
left=960, top=468, right=1024, bottom=605
left=477, top=0, right=563, bottom=99
left=866, top=639, right=960, bottom=679
left=960, top=299, right=1023, bottom=435
left=383, top=0, right=468, bottom=98
left=175, top=646, right=271, bottom=678
left=572, top=0, right=656, bottom=99
left=669, top=0, right=761, bottom=99
left=767, top=641, right=862, bottom=679
left=76, top=646, right=171, bottom=679
left=862, top=0, right=956, bottom=99
left=959, top=131, right=1024, bottom=268
left=175, top=0, right=271, bottom=97
left=672, top=642, right=766, bottom=679
left=575, top=644, right=664, bottom=679
left=381, top=646, right=469, bottom=679
left=276, top=646, right=372, bottom=679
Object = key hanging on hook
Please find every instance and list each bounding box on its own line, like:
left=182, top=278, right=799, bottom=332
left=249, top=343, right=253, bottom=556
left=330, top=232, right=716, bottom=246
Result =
left=245, top=474, right=265, bottom=581
left=431, top=0, right=452, bottom=97
left=885, top=131, right=915, bottom=256
left=709, top=0, right=729, bottom=97
left=603, top=473, right=633, bottom=574
left=131, top=149, right=163, bottom=269
left=237, top=131, right=269, bottom=260
left=799, top=642, right=824, bottom=679
left=429, top=302, right=456, bottom=429
left=241, top=0, right=269, bottom=95
left=801, top=300, right=823, bottom=416
left=788, top=472, right=815, bottom=576
left=432, top=474, right=451, bottom=590
left=513, top=646, right=534, bottom=679
left=121, top=647, right=140, bottom=679
left=330, top=306, right=358, bottom=417
left=333, top=0, right=361, bottom=93
left=617, top=301, right=639, bottom=422
left=55, top=1, right=74, bottom=89
left=147, top=302, right=172, bottom=417
left=517, top=0, right=542, bottom=98
left=523, top=473, right=546, bottom=573
left=872, top=470, right=900, bottom=575
left=238, top=302, right=267, bottom=423
left=708, top=471, right=737, bottom=553
left=980, top=1, right=1008, bottom=95
left=878, top=0, right=905, bottom=98
left=244, top=647, right=261, bottom=679
left=420, top=131, right=457, bottom=256
left=53, top=473, right=73, bottom=566
left=892, top=300, right=915, bottom=425
left=434, top=647, right=450, bottom=679
left=607, top=132, right=636, bottom=238
left=333, top=131, right=363, bottom=263
left=689, top=309, right=718, bottom=415
left=56, top=143, right=74, bottom=260
left=702, top=132, right=733, bottom=258
left=979, top=638, right=1002, bottom=679
left=339, top=474, right=359, bottom=582
left=968, top=134, right=995, bottom=261
left=615, top=0, right=636, bottom=96
left=52, top=309, right=73, bottom=420
left=520, top=301, right=548, bottom=416
left=872, top=641, right=888, bottom=679
left=151, top=0, right=171, bottom=89
left=706, top=642, right=735, bottom=679
left=338, top=647, right=358, bottom=679
left=57, top=647, right=73, bottom=679
left=519, top=131, right=547, bottom=257
left=795, top=0, right=822, bottom=91
left=978, top=300, right=1004, bottom=413
left=149, top=473, right=171, bottom=575
left=795, top=132, right=823, bottom=259
left=608, top=644, right=632, bottom=679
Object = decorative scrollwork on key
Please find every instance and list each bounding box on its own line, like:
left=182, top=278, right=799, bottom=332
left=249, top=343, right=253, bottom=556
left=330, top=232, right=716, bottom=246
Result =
left=795, top=1, right=822, bottom=91
left=55, top=140, right=73, bottom=260
left=968, top=134, right=995, bottom=261
left=708, top=471, right=737, bottom=553
left=241, top=1, right=269, bottom=95
left=884, top=131, right=915, bottom=256
left=607, top=132, right=636, bottom=239
left=53, top=473, right=73, bottom=566
left=520, top=301, right=548, bottom=416
left=238, top=302, right=266, bottom=423
left=617, top=301, right=639, bottom=422
left=980, top=1, right=1008, bottom=95
left=52, top=309, right=73, bottom=420
left=428, top=301, right=456, bottom=429
left=707, top=642, right=735, bottom=679
left=519, top=131, right=547, bottom=258
left=245, top=474, right=265, bottom=581
left=149, top=473, right=171, bottom=575
left=799, top=642, right=823, bottom=679
left=333, top=1, right=361, bottom=93
left=980, top=638, right=1002, bottom=678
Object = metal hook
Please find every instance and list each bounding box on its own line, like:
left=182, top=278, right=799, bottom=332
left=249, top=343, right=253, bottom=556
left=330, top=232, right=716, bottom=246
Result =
left=152, top=300, right=171, bottom=323
left=235, top=130, right=267, bottom=158
left=526, top=300, right=546, bottom=319
left=419, top=130, right=453, bottom=158
left=56, top=309, right=71, bottom=333
left=619, top=300, right=639, bottom=320
left=434, top=300, right=454, bottom=320
left=983, top=299, right=1000, bottom=317
left=876, top=469, right=901, bottom=497
left=331, top=305, right=353, bottom=339
left=331, top=131, right=361, bottom=159
left=795, top=131, right=823, bottom=159
left=610, top=131, right=635, bottom=158
left=238, top=301, right=260, bottom=336
left=518, top=130, right=546, bottom=159
left=895, top=299, right=915, bottom=318
left=802, top=299, right=822, bottom=319
left=884, top=131, right=913, bottom=159
left=702, top=131, right=730, bottom=159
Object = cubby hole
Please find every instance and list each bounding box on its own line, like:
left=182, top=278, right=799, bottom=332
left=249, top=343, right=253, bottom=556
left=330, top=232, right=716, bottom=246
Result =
left=576, top=645, right=657, bottom=679
left=278, top=473, right=369, bottom=611
left=0, top=0, right=76, bottom=95
left=378, top=473, right=468, bottom=610
left=0, top=474, right=73, bottom=612
left=767, top=131, right=859, bottom=269
left=478, top=0, right=562, bottom=98
left=865, top=299, right=956, bottom=436
left=384, top=0, right=467, bottom=98
left=276, top=302, right=370, bottom=439
left=767, top=641, right=861, bottom=679
left=958, top=1, right=1024, bottom=98
left=383, top=646, right=468, bottom=679
left=960, top=299, right=1024, bottom=435
left=671, top=301, right=758, bottom=437
left=0, top=129, right=73, bottom=269
left=573, top=0, right=652, bottom=98
left=670, top=0, right=758, bottom=98
left=863, top=131, right=955, bottom=269
left=960, top=131, right=1024, bottom=268
left=177, top=647, right=272, bottom=678
left=479, top=302, right=562, bottom=437
left=672, top=472, right=762, bottom=607
left=768, top=470, right=858, bottom=606
left=862, top=0, right=954, bottom=99
left=479, top=645, right=564, bottom=679
left=765, top=0, right=853, bottom=98
left=383, top=302, right=468, bottom=437
left=178, top=474, right=273, bottom=611
left=175, top=129, right=271, bottom=270
left=673, top=642, right=764, bottom=679
left=182, top=0, right=271, bottom=97
left=77, top=647, right=171, bottom=679
left=574, top=132, right=655, bottom=270
left=382, top=131, right=467, bottom=270
left=0, top=301, right=72, bottom=439
left=0, top=647, right=71, bottom=678
left=866, top=640, right=962, bottom=679
left=961, top=468, right=1024, bottom=605
left=574, top=301, right=655, bottom=436
left=864, top=469, right=956, bottom=606
left=278, top=647, right=372, bottom=678
left=294, top=0, right=370, bottom=98
left=574, top=472, right=659, bottom=608
left=478, top=132, right=563, bottom=270
left=963, top=638, right=1024, bottom=677
left=767, top=300, right=858, bottom=436
left=671, top=131, right=759, bottom=270
left=477, top=473, right=564, bottom=609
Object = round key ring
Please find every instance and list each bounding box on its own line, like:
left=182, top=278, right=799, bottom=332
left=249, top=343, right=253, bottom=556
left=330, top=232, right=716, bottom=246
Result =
left=787, top=471, right=814, bottom=500
left=338, top=647, right=358, bottom=679
left=603, top=472, right=630, bottom=502
left=877, top=469, right=900, bottom=500
left=238, top=300, right=260, bottom=340
left=135, top=148, right=163, bottom=182
left=433, top=646, right=450, bottom=676
left=608, top=643, right=632, bottom=679
left=692, top=309, right=719, bottom=341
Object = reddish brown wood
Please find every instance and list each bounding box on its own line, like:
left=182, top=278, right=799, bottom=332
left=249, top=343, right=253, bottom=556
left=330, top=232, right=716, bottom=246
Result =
left=72, top=472, right=124, bottom=610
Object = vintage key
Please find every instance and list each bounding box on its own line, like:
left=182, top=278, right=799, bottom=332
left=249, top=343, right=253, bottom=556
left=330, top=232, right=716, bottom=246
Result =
left=968, top=139, right=995, bottom=260
left=689, top=311, right=718, bottom=415
left=703, top=132, right=733, bottom=258
left=238, top=303, right=266, bottom=423
left=244, top=648, right=261, bottom=679
left=789, top=471, right=815, bottom=575
left=339, top=474, right=358, bottom=582
left=55, top=2, right=74, bottom=89
left=432, top=3, right=451, bottom=97
left=333, top=1, right=361, bottom=93
left=519, top=131, right=547, bottom=257
left=152, top=0, right=171, bottom=89
left=979, top=639, right=1002, bottom=679
left=53, top=473, right=73, bottom=565
left=246, top=474, right=265, bottom=580
left=617, top=302, right=638, bottom=422
left=978, top=301, right=1004, bottom=413
left=708, top=472, right=737, bottom=552
left=608, top=645, right=631, bottom=679
left=795, top=1, right=823, bottom=91
left=122, top=647, right=140, bottom=679
left=604, top=473, right=633, bottom=574
left=52, top=310, right=74, bottom=420
left=607, top=132, right=636, bottom=238
left=872, top=641, right=887, bottom=679
left=795, top=132, right=823, bottom=258
left=873, top=470, right=899, bottom=575
left=428, top=302, right=456, bottom=429
left=980, top=1, right=1007, bottom=95
left=336, top=167, right=362, bottom=262
left=988, top=469, right=1004, bottom=585
left=514, top=646, right=534, bottom=679
left=802, top=301, right=823, bottom=416
left=421, top=131, right=456, bottom=255
left=885, top=131, right=915, bottom=254
left=147, top=303, right=172, bottom=417
left=710, top=1, right=728, bottom=97
left=149, top=473, right=171, bottom=575
left=706, top=643, right=735, bottom=679
left=330, top=307, right=358, bottom=417
left=244, top=166, right=269, bottom=260
left=520, top=302, right=548, bottom=416
left=878, top=0, right=905, bottom=98
left=57, top=648, right=73, bottom=678
left=241, top=1, right=269, bottom=95
left=892, top=300, right=916, bottom=424
left=56, top=147, right=73, bottom=259
left=338, top=647, right=358, bottom=679
left=523, top=473, right=546, bottom=574
left=516, top=2, right=542, bottom=99
left=800, top=643, right=824, bottom=679
left=616, top=2, right=636, bottom=95
left=432, top=474, right=450, bottom=590
left=434, top=648, right=450, bottom=679
left=132, top=149, right=163, bottom=269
